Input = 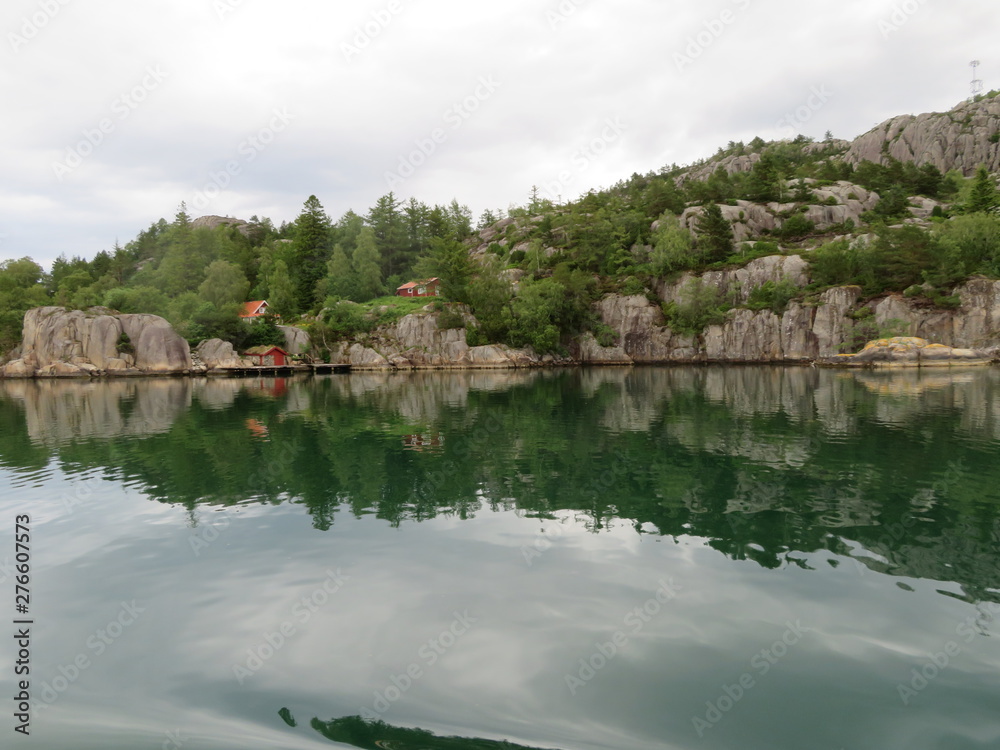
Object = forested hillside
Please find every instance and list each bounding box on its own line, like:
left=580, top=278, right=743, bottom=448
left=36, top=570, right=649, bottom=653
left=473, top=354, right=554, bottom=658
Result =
left=3, top=93, right=1000, bottom=358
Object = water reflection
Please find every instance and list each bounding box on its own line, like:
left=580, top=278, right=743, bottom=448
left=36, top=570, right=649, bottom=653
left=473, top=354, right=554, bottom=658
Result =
left=1, top=367, right=999, bottom=603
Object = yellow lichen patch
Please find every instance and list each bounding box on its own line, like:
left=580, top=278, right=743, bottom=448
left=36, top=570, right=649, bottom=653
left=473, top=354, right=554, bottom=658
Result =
left=861, top=336, right=928, bottom=351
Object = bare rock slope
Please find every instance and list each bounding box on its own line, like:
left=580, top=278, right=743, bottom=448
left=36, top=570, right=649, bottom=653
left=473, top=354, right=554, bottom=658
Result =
left=843, top=97, right=1000, bottom=175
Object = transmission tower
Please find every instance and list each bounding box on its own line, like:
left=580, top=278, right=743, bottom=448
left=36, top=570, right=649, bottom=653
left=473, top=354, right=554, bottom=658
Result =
left=970, top=60, right=984, bottom=99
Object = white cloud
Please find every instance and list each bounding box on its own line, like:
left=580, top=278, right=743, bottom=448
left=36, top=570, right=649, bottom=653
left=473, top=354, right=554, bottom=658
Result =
left=0, top=0, right=996, bottom=267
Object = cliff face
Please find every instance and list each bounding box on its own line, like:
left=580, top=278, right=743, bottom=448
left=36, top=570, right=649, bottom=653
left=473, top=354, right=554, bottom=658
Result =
left=843, top=97, right=1000, bottom=175
left=584, top=275, right=1000, bottom=365
left=325, top=309, right=545, bottom=370
left=2, top=307, right=192, bottom=378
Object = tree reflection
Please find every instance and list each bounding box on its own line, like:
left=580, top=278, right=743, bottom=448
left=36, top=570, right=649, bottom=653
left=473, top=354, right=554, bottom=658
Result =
left=0, top=368, right=998, bottom=600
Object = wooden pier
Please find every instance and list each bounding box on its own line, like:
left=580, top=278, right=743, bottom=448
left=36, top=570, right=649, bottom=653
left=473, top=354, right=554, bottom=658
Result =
left=220, top=364, right=351, bottom=377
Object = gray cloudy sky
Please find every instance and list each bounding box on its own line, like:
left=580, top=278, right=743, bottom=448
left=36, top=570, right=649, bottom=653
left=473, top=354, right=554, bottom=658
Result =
left=1, top=0, right=996, bottom=268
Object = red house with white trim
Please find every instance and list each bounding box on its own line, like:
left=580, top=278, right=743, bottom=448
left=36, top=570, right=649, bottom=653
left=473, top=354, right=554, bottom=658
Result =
left=240, top=300, right=270, bottom=318
left=396, top=278, right=441, bottom=298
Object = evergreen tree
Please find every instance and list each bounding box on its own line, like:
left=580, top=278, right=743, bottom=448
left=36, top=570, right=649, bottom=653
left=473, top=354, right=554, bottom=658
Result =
left=156, top=204, right=204, bottom=296
left=366, top=193, right=408, bottom=280
left=697, top=203, right=733, bottom=262
left=745, top=152, right=782, bottom=202
left=416, top=235, right=472, bottom=303
left=291, top=195, right=332, bottom=309
left=966, top=166, right=1000, bottom=214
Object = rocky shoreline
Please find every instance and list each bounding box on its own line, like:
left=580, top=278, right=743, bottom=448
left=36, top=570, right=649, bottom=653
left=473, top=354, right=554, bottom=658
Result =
left=4, top=264, right=1000, bottom=379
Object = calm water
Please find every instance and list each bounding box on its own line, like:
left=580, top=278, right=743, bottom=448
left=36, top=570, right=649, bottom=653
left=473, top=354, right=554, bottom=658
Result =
left=1, top=367, right=999, bottom=750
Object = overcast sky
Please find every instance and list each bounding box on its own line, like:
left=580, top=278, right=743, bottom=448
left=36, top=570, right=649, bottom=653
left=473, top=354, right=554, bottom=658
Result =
left=1, top=0, right=996, bottom=268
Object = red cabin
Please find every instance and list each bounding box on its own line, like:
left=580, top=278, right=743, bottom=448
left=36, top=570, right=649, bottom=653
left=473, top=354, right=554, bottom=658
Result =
left=243, top=346, right=290, bottom=367
left=396, top=278, right=441, bottom=297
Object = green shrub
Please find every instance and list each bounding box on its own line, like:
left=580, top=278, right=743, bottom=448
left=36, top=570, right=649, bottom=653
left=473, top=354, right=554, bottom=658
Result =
left=116, top=331, right=134, bottom=355
left=321, top=302, right=373, bottom=339
left=744, top=279, right=800, bottom=315
left=436, top=307, right=466, bottom=330
left=593, top=323, right=619, bottom=347
left=778, top=214, right=815, bottom=239
left=619, top=276, right=647, bottom=296
left=466, top=326, right=489, bottom=347
left=662, top=278, right=729, bottom=336
left=839, top=317, right=909, bottom=352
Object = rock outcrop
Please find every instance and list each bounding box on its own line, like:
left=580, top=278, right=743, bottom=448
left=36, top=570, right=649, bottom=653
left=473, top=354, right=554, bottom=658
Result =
left=278, top=325, right=311, bottom=355
left=843, top=96, right=1000, bottom=175
left=1, top=307, right=192, bottom=378
left=325, top=307, right=541, bottom=370
left=194, top=339, right=247, bottom=371
left=657, top=254, right=811, bottom=306
left=191, top=215, right=253, bottom=236
left=678, top=181, right=879, bottom=243
left=820, top=337, right=993, bottom=368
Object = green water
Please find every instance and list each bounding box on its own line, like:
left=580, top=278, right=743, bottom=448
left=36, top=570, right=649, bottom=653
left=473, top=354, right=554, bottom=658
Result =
left=0, top=367, right=999, bottom=750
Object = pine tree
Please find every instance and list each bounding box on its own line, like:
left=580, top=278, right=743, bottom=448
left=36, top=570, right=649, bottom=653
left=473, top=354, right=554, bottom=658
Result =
left=291, top=195, right=332, bottom=309
left=745, top=152, right=782, bottom=202
left=697, top=202, right=733, bottom=262
left=966, top=165, right=1000, bottom=214
left=366, top=193, right=407, bottom=279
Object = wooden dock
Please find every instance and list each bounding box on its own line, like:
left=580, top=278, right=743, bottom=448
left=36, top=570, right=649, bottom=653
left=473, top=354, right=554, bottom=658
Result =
left=219, top=364, right=351, bottom=377
left=309, top=363, right=352, bottom=374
